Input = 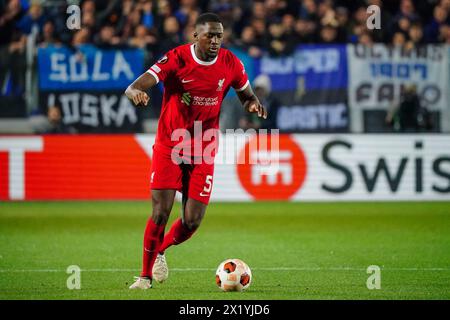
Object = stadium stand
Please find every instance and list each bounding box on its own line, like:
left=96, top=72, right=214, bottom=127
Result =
left=0, top=0, right=449, bottom=133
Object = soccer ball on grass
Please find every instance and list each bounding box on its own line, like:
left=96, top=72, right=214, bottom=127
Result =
left=215, top=258, right=252, bottom=292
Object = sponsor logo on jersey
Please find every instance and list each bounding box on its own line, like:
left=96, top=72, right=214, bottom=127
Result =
left=181, top=92, right=192, bottom=105
left=192, top=96, right=219, bottom=106
left=180, top=92, right=219, bottom=107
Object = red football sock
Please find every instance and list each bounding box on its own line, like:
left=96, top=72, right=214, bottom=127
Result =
left=141, top=217, right=165, bottom=278
left=159, top=218, right=196, bottom=254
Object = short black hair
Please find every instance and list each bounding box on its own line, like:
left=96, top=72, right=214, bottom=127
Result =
left=195, top=13, right=222, bottom=26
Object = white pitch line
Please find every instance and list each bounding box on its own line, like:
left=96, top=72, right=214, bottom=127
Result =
left=0, top=267, right=448, bottom=273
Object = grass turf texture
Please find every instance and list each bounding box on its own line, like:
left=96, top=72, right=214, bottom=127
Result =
left=0, top=201, right=449, bottom=300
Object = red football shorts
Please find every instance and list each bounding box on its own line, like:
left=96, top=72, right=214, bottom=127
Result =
left=150, top=144, right=215, bottom=204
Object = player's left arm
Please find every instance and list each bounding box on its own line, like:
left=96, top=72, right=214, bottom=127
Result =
left=236, top=85, right=268, bottom=119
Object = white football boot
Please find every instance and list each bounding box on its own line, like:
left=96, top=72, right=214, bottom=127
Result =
left=152, top=253, right=169, bottom=283
left=129, top=276, right=152, bottom=289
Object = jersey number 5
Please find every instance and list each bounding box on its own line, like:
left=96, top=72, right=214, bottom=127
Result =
left=201, top=175, right=213, bottom=196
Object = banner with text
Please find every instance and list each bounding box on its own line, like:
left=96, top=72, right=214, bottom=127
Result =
left=39, top=91, right=142, bottom=132
left=348, top=44, right=449, bottom=111
left=256, top=44, right=348, bottom=91
left=254, top=45, right=349, bottom=132
left=1, top=134, right=449, bottom=201
left=37, top=45, right=145, bottom=132
left=38, top=45, right=144, bottom=91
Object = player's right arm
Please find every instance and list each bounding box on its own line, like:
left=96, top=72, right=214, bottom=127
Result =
left=125, top=72, right=157, bottom=107
left=126, top=50, right=179, bottom=107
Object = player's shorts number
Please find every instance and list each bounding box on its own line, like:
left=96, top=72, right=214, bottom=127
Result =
left=203, top=175, right=213, bottom=194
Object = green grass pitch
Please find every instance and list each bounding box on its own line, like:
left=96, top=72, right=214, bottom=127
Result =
left=0, top=201, right=449, bottom=300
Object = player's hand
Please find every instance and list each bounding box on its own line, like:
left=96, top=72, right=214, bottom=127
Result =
left=245, top=100, right=267, bottom=119
left=126, top=88, right=150, bottom=107
left=133, top=91, right=150, bottom=107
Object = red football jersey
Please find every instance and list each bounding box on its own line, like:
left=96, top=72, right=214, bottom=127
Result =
left=147, top=43, right=249, bottom=157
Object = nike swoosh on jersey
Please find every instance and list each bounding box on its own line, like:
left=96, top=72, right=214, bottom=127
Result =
left=182, top=79, right=194, bottom=83
left=199, top=192, right=210, bottom=197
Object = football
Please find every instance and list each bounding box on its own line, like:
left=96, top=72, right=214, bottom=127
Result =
left=215, top=258, right=252, bottom=292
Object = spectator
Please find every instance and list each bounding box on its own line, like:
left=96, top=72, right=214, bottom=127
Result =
left=141, top=0, right=155, bottom=29
left=294, top=18, right=317, bottom=43
left=335, top=6, right=350, bottom=38
left=252, top=1, right=266, bottom=20
left=386, top=84, right=430, bottom=132
left=250, top=18, right=267, bottom=48
left=319, top=24, right=339, bottom=43
left=29, top=105, right=77, bottom=134
left=252, top=74, right=279, bottom=130
left=439, top=24, right=450, bottom=43
left=235, top=26, right=263, bottom=57
left=158, top=16, right=182, bottom=53
left=211, top=1, right=234, bottom=29
left=154, top=0, right=173, bottom=33
left=2, top=0, right=450, bottom=128
left=43, top=1, right=71, bottom=45
left=348, top=6, right=368, bottom=43
left=266, top=19, right=295, bottom=56
left=0, top=0, right=26, bottom=95
left=45, top=106, right=77, bottom=134
left=318, top=0, right=337, bottom=27
left=239, top=74, right=278, bottom=130
left=174, top=0, right=199, bottom=28
left=391, top=31, right=407, bottom=47
left=359, top=30, right=374, bottom=46
left=37, top=21, right=62, bottom=48
left=393, top=16, right=411, bottom=39
left=265, top=0, right=289, bottom=18
left=441, top=0, right=450, bottom=11
left=394, top=0, right=420, bottom=23
left=129, top=24, right=158, bottom=49
left=2, top=0, right=448, bottom=60
left=425, top=4, right=449, bottom=42
left=299, top=0, right=318, bottom=20
left=94, top=25, right=122, bottom=48
left=96, top=0, right=125, bottom=28
left=81, top=10, right=96, bottom=31
left=405, top=22, right=425, bottom=50
left=120, top=6, right=142, bottom=42
left=16, top=1, right=46, bottom=35
left=72, top=28, right=91, bottom=47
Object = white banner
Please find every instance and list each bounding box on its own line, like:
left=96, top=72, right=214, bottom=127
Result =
left=348, top=44, right=449, bottom=111
left=211, top=134, right=450, bottom=201
left=1, top=134, right=449, bottom=201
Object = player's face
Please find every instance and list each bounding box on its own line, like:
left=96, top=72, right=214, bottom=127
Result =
left=195, top=22, right=224, bottom=59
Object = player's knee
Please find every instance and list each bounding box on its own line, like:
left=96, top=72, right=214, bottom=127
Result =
left=151, top=202, right=172, bottom=224
left=183, top=218, right=201, bottom=231
left=152, top=211, right=169, bottom=225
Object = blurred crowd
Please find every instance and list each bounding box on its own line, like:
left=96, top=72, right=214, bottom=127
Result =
left=0, top=0, right=449, bottom=92
left=0, top=0, right=449, bottom=133
left=1, top=0, right=449, bottom=61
